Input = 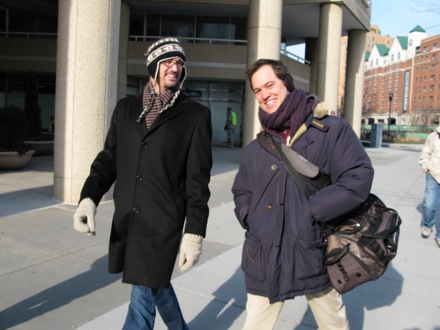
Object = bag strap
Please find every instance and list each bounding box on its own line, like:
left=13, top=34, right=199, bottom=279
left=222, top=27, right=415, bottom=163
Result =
left=269, top=135, right=313, bottom=198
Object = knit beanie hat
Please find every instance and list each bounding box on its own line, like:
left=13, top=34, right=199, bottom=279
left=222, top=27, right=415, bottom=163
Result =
left=144, top=37, right=187, bottom=84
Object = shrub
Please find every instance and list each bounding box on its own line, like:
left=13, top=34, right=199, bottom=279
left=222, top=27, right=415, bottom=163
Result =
left=24, top=70, right=43, bottom=139
left=0, top=106, right=31, bottom=154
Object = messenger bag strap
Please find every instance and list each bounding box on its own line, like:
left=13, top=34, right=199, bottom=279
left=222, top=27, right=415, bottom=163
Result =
left=269, top=135, right=313, bottom=199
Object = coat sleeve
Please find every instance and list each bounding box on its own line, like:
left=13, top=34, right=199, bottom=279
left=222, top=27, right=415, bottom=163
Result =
left=183, top=107, right=213, bottom=237
left=309, top=120, right=374, bottom=222
left=419, top=133, right=434, bottom=172
left=231, top=147, right=253, bottom=230
left=79, top=102, right=119, bottom=206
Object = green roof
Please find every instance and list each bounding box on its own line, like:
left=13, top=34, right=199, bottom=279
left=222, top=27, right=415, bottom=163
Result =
left=410, top=25, right=426, bottom=33
left=365, top=51, right=371, bottom=61
left=396, top=36, right=408, bottom=49
left=375, top=44, right=390, bottom=56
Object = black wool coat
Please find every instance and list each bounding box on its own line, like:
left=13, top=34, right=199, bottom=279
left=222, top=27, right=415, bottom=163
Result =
left=80, top=91, right=212, bottom=288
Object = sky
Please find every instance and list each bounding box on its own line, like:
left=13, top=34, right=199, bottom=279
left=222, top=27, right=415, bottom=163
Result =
left=288, top=1, right=440, bottom=57
left=371, top=0, right=440, bottom=37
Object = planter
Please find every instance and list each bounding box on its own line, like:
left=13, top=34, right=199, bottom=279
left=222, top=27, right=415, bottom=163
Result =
left=24, top=140, right=54, bottom=156
left=0, top=149, right=35, bottom=170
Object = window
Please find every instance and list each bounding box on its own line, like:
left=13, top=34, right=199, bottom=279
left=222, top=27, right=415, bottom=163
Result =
left=196, top=16, right=235, bottom=43
left=129, top=13, right=246, bottom=44
left=3, top=7, right=57, bottom=36
left=162, top=14, right=195, bottom=39
left=0, top=8, right=6, bottom=33
left=130, top=13, right=146, bottom=36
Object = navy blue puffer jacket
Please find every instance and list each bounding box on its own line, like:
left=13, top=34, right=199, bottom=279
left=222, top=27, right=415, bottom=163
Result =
left=232, top=114, right=374, bottom=303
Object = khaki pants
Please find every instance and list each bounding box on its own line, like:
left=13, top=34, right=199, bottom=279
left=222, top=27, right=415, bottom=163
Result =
left=242, top=287, right=349, bottom=330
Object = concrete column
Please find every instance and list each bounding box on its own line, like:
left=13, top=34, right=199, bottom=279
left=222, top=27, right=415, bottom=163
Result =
left=54, top=0, right=121, bottom=203
left=305, top=37, right=318, bottom=94
left=118, top=1, right=130, bottom=101
left=242, top=0, right=283, bottom=146
left=344, top=29, right=366, bottom=137
left=316, top=3, right=342, bottom=112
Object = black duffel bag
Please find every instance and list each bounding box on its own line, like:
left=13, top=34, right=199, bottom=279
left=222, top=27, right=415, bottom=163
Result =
left=323, top=194, right=402, bottom=294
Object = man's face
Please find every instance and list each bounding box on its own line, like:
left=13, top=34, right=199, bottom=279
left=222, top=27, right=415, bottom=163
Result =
left=251, top=64, right=289, bottom=114
left=155, top=57, right=184, bottom=92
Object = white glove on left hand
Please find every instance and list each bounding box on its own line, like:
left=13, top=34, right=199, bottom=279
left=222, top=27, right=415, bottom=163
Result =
left=178, top=233, right=203, bottom=272
left=73, top=198, right=97, bottom=235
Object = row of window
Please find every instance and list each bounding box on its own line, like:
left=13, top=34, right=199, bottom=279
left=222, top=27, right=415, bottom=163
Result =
left=420, top=43, right=439, bottom=53
left=415, top=75, right=438, bottom=83
left=414, top=85, right=440, bottom=92
left=129, top=13, right=247, bottom=43
left=415, top=53, right=439, bottom=63
left=0, top=6, right=248, bottom=44
left=414, top=64, right=438, bottom=72
left=413, top=96, right=439, bottom=103
left=0, top=7, right=57, bottom=34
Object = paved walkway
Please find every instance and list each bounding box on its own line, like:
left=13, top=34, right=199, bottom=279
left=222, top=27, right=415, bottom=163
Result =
left=0, top=144, right=439, bottom=329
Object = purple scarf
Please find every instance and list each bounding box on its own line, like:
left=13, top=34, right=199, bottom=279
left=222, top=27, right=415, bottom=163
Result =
left=259, top=88, right=320, bottom=137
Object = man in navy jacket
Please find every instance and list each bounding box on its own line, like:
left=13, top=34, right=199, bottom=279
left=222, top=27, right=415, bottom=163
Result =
left=232, top=59, right=373, bottom=329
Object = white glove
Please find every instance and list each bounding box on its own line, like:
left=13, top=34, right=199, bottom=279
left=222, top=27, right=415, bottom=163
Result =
left=73, top=198, right=97, bottom=235
left=178, top=233, right=203, bottom=272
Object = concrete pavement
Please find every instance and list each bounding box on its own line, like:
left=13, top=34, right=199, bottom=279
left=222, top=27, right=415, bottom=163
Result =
left=0, top=144, right=439, bottom=330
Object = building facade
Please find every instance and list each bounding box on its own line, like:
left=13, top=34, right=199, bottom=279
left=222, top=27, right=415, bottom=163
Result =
left=0, top=0, right=371, bottom=203
left=362, top=25, right=438, bottom=126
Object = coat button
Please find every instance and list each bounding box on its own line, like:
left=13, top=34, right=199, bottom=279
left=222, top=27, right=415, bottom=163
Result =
left=133, top=208, right=139, bottom=214
left=136, top=175, right=143, bottom=181
left=267, top=204, right=273, bottom=209
left=141, top=142, right=148, bottom=149
left=271, top=165, right=278, bottom=170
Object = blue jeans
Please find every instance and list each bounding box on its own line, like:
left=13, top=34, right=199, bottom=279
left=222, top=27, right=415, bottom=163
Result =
left=122, top=284, right=189, bottom=330
left=422, top=173, right=440, bottom=239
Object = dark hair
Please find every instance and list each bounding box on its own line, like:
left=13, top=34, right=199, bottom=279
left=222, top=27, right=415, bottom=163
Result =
left=246, top=59, right=294, bottom=92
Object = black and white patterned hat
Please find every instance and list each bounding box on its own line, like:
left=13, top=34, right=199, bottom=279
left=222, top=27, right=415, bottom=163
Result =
left=144, top=37, right=186, bottom=83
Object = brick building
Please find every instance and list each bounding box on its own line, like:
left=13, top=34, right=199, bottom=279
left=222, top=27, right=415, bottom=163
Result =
left=361, top=25, right=440, bottom=126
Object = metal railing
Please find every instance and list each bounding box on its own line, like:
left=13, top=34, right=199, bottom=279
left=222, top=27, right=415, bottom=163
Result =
left=1, top=31, right=310, bottom=65
left=0, top=31, right=57, bottom=38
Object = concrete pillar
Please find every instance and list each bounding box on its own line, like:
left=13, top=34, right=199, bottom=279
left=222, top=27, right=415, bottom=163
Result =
left=305, top=37, right=318, bottom=94
left=344, top=29, right=366, bottom=137
left=54, top=0, right=121, bottom=203
left=242, top=0, right=283, bottom=146
left=316, top=3, right=342, bottom=112
left=118, top=1, right=130, bottom=101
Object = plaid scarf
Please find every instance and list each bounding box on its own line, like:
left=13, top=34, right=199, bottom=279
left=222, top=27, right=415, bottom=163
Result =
left=142, top=83, right=174, bottom=128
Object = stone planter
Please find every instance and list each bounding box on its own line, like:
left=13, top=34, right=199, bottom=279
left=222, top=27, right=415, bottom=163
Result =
left=0, top=149, right=35, bottom=170
left=24, top=141, right=54, bottom=156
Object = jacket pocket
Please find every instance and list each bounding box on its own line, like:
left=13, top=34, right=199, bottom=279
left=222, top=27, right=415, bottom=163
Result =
left=295, top=239, right=326, bottom=280
left=242, top=232, right=266, bottom=281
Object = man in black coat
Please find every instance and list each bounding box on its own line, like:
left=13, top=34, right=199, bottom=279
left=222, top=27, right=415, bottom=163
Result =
left=73, top=37, right=212, bottom=330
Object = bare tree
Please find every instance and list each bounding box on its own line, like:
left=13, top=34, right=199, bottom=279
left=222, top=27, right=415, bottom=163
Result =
left=406, top=0, right=440, bottom=12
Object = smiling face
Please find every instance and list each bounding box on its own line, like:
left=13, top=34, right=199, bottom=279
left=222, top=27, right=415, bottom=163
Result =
left=153, top=57, right=184, bottom=93
left=251, top=64, right=289, bottom=114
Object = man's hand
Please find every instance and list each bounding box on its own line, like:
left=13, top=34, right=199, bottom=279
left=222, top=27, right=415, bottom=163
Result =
left=178, top=233, right=203, bottom=272
left=73, top=198, right=97, bottom=235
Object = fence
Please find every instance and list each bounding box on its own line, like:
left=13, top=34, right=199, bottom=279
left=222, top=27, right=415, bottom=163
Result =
left=361, top=124, right=436, bottom=143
